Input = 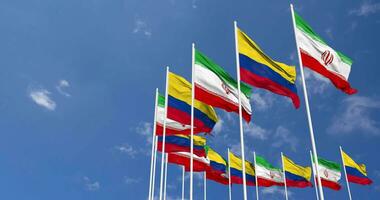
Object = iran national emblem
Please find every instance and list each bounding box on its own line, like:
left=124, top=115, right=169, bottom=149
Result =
left=222, top=83, right=231, bottom=95
left=324, top=169, right=329, bottom=178
left=321, top=50, right=334, bottom=66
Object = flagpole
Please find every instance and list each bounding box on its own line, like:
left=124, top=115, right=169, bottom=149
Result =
left=310, top=150, right=320, bottom=200
left=228, top=148, right=232, bottom=200
left=290, top=4, right=324, bottom=200
left=253, top=151, right=259, bottom=200
left=159, top=66, right=170, bottom=200
left=151, top=136, right=158, bottom=200
left=234, top=20, right=248, bottom=200
left=340, top=146, right=353, bottom=200
left=190, top=43, right=195, bottom=200
left=204, top=171, right=207, bottom=200
left=164, top=153, right=168, bottom=200
left=281, top=152, right=288, bottom=200
left=182, top=166, right=185, bottom=200
left=149, top=88, right=159, bottom=200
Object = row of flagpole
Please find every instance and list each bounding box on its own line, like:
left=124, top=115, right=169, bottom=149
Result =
left=146, top=4, right=354, bottom=200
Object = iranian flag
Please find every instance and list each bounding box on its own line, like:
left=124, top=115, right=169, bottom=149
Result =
left=293, top=11, right=357, bottom=94
left=167, top=151, right=210, bottom=172
left=194, top=49, right=252, bottom=122
left=314, top=157, right=342, bottom=190
left=256, top=155, right=284, bottom=187
left=156, top=93, right=201, bottom=135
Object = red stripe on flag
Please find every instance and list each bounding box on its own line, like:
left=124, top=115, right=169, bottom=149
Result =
left=257, top=177, right=284, bottom=187
left=347, top=174, right=373, bottom=185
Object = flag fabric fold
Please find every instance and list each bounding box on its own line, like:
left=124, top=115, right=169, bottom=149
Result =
left=229, top=151, right=255, bottom=186
left=342, top=150, right=373, bottom=185
left=237, top=27, right=300, bottom=108
left=255, top=155, right=284, bottom=187
left=157, top=134, right=206, bottom=157
left=283, top=155, right=312, bottom=188
left=167, top=151, right=210, bottom=172
left=168, top=72, right=218, bottom=133
left=294, top=12, right=357, bottom=94
left=194, top=49, right=253, bottom=122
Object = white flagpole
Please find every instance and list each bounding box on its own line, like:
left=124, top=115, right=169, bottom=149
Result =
left=253, top=151, right=259, bottom=200
left=310, top=150, right=319, bottom=200
left=233, top=20, right=248, bottom=200
left=340, top=146, right=353, bottom=200
left=159, top=67, right=170, bottom=200
left=148, top=88, right=159, bottom=200
left=182, top=166, right=185, bottom=200
left=152, top=136, right=158, bottom=200
left=228, top=148, right=232, bottom=200
left=204, top=172, right=207, bottom=200
left=190, top=43, right=195, bottom=200
left=290, top=4, right=325, bottom=200
left=281, top=152, right=289, bottom=200
left=164, top=153, right=168, bottom=200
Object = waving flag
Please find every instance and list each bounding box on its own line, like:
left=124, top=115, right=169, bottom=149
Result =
left=229, top=151, right=255, bottom=186
left=314, top=157, right=342, bottom=190
left=283, top=155, right=312, bottom=188
left=168, top=151, right=210, bottom=172
left=206, top=147, right=229, bottom=185
left=168, top=72, right=218, bottom=133
left=255, top=155, right=284, bottom=187
left=194, top=49, right=252, bottom=122
left=157, top=134, right=206, bottom=157
left=342, top=150, right=373, bottom=185
left=293, top=12, right=357, bottom=94
left=237, top=27, right=300, bottom=108
left=156, top=93, right=202, bottom=135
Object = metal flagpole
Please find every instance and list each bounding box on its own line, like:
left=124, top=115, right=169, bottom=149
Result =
left=152, top=136, right=158, bottom=200
left=233, top=20, right=248, bottom=200
left=281, top=152, right=289, bottom=200
left=228, top=148, right=232, bottom=200
left=310, top=150, right=320, bottom=200
left=340, top=146, right=353, bottom=200
left=190, top=43, right=195, bottom=200
left=159, top=67, right=170, bottom=200
left=148, top=89, right=159, bottom=200
left=204, top=172, right=207, bottom=200
left=182, top=166, right=185, bottom=200
left=253, top=152, right=259, bottom=200
left=290, top=4, right=325, bottom=200
left=164, top=153, right=168, bottom=200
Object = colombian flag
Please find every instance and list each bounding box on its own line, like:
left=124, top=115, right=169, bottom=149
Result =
left=168, top=72, right=218, bottom=133
left=237, top=27, right=300, bottom=108
left=206, top=147, right=229, bottom=185
left=229, top=151, right=255, bottom=186
left=157, top=134, right=206, bottom=157
left=342, top=150, right=373, bottom=185
left=283, top=155, right=312, bottom=188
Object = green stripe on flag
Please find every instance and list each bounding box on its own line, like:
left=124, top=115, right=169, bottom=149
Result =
left=158, top=93, right=165, bottom=107
left=318, top=157, right=341, bottom=172
left=195, top=49, right=252, bottom=98
left=256, top=155, right=281, bottom=171
left=294, top=12, right=353, bottom=66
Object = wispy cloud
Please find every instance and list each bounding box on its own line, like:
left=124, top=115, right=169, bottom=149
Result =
left=114, top=143, right=138, bottom=158
left=213, top=119, right=224, bottom=134
left=261, top=187, right=292, bottom=197
left=272, top=126, right=299, bottom=152
left=250, top=91, right=275, bottom=111
left=56, top=79, right=71, bottom=97
left=328, top=96, right=380, bottom=135
left=136, top=122, right=153, bottom=143
left=325, top=28, right=333, bottom=40
left=133, top=19, right=152, bottom=37
left=303, top=69, right=330, bottom=94
left=244, top=123, right=269, bottom=140
left=349, top=1, right=380, bottom=16
left=124, top=176, right=141, bottom=184
left=29, top=88, right=56, bottom=111
left=83, top=176, right=100, bottom=191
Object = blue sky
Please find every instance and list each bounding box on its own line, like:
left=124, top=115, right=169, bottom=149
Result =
left=0, top=0, right=380, bottom=199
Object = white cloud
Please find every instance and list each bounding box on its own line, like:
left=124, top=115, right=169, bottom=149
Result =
left=328, top=96, right=380, bottom=135
left=261, top=187, right=292, bottom=197
left=56, top=79, right=71, bottom=97
left=244, top=123, right=269, bottom=140
left=83, top=176, right=100, bottom=191
left=124, top=177, right=141, bottom=184
left=29, top=88, right=56, bottom=111
left=136, top=122, right=153, bottom=143
left=251, top=92, right=275, bottom=111
left=133, top=19, right=152, bottom=37
left=349, top=1, right=380, bottom=16
left=271, top=126, right=298, bottom=152
left=115, top=143, right=138, bottom=158
left=303, top=68, right=330, bottom=94
left=213, top=119, right=224, bottom=134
